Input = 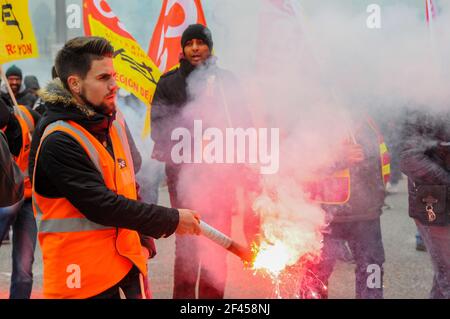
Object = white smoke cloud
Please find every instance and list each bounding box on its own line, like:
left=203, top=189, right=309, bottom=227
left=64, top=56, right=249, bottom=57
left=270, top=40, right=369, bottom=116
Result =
left=115, top=0, right=449, bottom=297
left=168, top=0, right=449, bottom=297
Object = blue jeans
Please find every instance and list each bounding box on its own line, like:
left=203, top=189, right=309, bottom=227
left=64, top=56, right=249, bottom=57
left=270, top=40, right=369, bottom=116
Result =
left=302, top=218, right=385, bottom=299
left=415, top=220, right=450, bottom=299
left=9, top=201, right=37, bottom=299
left=0, top=200, right=22, bottom=242
left=416, top=230, right=425, bottom=246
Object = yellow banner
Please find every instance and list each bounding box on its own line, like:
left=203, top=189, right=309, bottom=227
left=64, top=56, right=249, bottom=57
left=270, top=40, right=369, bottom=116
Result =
left=87, top=15, right=161, bottom=136
left=0, top=0, right=39, bottom=63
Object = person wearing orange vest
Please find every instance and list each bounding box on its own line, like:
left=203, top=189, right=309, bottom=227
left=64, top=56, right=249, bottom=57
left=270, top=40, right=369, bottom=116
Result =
left=0, top=83, right=40, bottom=299
left=29, top=36, right=201, bottom=299
left=301, top=114, right=390, bottom=299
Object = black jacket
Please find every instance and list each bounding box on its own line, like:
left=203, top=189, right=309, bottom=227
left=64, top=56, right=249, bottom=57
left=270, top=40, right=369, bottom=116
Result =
left=30, top=79, right=179, bottom=239
left=400, top=108, right=450, bottom=222
left=1, top=102, right=41, bottom=158
left=151, top=59, right=194, bottom=162
left=323, top=117, right=386, bottom=223
left=0, top=130, right=23, bottom=208
left=1, top=83, right=38, bottom=110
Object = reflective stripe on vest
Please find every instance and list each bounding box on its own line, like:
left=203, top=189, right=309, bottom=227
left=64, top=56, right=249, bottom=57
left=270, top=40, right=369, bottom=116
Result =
left=14, top=105, right=35, bottom=198
left=17, top=106, right=34, bottom=134
left=367, top=117, right=391, bottom=186
left=39, top=217, right=114, bottom=233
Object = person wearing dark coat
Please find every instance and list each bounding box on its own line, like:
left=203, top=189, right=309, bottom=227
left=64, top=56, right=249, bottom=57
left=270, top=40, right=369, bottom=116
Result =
left=400, top=107, right=450, bottom=299
left=301, top=114, right=388, bottom=299
left=151, top=24, right=256, bottom=299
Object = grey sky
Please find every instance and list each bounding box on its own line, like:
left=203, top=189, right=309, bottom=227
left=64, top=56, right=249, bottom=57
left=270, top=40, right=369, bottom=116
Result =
left=3, top=0, right=433, bottom=84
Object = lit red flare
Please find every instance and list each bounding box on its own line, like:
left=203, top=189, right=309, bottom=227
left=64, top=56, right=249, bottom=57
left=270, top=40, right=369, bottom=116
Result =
left=251, top=240, right=296, bottom=276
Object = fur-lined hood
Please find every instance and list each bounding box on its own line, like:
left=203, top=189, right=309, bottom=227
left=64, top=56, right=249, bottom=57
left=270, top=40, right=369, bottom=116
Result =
left=38, top=79, right=96, bottom=118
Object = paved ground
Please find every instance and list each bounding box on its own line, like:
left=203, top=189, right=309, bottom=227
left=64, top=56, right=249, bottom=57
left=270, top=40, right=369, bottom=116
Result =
left=0, top=177, right=434, bottom=299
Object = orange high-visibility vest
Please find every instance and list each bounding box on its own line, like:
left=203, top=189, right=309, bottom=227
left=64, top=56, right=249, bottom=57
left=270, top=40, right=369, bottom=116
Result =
left=306, top=117, right=390, bottom=204
left=32, top=116, right=147, bottom=299
left=14, top=105, right=35, bottom=199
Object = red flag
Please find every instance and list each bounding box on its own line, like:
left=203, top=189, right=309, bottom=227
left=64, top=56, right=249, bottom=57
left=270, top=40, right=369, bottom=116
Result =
left=83, top=0, right=162, bottom=137
left=83, top=0, right=135, bottom=39
left=148, top=0, right=207, bottom=73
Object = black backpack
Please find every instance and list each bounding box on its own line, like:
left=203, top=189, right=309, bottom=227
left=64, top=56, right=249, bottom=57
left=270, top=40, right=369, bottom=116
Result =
left=0, top=130, right=24, bottom=208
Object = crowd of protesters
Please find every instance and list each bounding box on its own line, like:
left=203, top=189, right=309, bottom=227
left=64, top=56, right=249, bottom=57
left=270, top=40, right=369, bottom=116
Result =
left=0, top=24, right=448, bottom=300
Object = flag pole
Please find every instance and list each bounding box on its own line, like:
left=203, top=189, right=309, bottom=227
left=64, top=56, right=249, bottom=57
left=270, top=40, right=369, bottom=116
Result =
left=425, top=0, right=441, bottom=74
left=291, top=4, right=357, bottom=144
left=0, top=64, right=20, bottom=114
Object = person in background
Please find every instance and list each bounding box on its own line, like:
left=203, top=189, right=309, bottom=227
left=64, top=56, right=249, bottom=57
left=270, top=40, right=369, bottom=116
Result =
left=151, top=24, right=256, bottom=299
left=24, top=76, right=40, bottom=98
left=400, top=106, right=450, bottom=299
left=1, top=65, right=38, bottom=110
left=301, top=114, right=389, bottom=299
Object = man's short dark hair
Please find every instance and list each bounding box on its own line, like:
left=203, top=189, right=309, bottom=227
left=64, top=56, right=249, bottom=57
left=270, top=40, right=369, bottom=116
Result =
left=51, top=66, right=58, bottom=79
left=55, top=36, right=114, bottom=90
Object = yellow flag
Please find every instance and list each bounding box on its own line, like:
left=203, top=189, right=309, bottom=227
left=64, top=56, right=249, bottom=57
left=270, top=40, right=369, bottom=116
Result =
left=83, top=0, right=161, bottom=137
left=0, top=0, right=39, bottom=63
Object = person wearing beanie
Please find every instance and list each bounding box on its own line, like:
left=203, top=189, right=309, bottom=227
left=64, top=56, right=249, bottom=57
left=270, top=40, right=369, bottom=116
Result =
left=24, top=75, right=40, bottom=96
left=4, top=65, right=23, bottom=96
left=151, top=24, right=257, bottom=299
left=1, top=65, right=38, bottom=110
left=5, top=64, right=23, bottom=79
